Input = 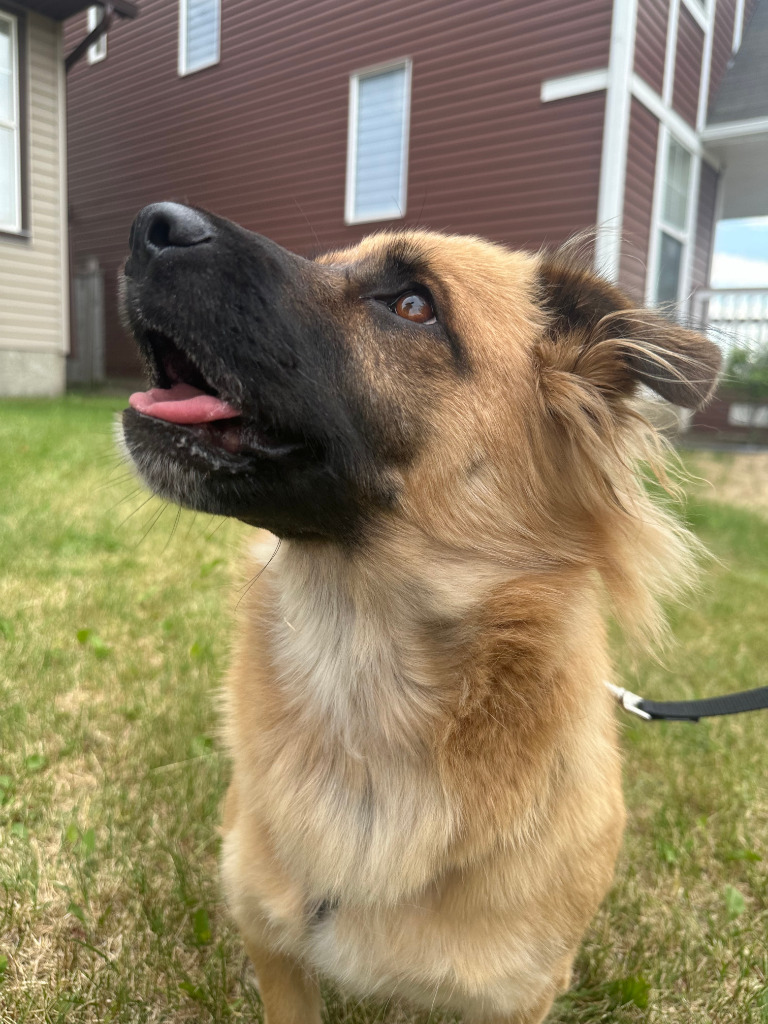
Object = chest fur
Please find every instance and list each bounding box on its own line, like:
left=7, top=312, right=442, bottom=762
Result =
left=226, top=552, right=462, bottom=904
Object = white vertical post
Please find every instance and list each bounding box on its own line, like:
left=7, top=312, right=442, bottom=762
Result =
left=595, top=0, right=639, bottom=281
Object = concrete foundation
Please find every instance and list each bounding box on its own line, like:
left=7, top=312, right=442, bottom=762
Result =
left=0, top=350, right=66, bottom=397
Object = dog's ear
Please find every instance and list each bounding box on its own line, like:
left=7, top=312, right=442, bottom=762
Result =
left=537, top=255, right=721, bottom=409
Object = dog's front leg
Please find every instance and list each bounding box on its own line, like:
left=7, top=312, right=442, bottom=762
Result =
left=244, top=940, right=321, bottom=1024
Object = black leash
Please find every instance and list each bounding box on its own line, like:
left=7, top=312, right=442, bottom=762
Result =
left=605, top=682, right=768, bottom=722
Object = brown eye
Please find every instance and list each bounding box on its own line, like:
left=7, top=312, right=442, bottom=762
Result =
left=392, top=292, right=436, bottom=324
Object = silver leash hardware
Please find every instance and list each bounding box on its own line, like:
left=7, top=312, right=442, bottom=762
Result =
left=604, top=681, right=653, bottom=720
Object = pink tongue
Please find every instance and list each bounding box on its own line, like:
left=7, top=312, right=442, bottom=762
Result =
left=129, top=383, right=241, bottom=424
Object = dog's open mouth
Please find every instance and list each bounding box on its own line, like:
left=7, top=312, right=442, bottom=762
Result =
left=128, top=331, right=304, bottom=459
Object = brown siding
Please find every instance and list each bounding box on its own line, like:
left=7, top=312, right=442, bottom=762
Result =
left=619, top=98, right=659, bottom=302
left=691, top=160, right=718, bottom=294
left=634, top=0, right=669, bottom=94
left=708, top=0, right=737, bottom=108
left=672, top=6, right=704, bottom=125
left=65, top=0, right=612, bottom=377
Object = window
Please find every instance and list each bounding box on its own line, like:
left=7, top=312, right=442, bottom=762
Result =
left=0, top=10, right=20, bottom=234
left=656, top=233, right=684, bottom=305
left=87, top=6, right=107, bottom=64
left=654, top=137, right=693, bottom=305
left=179, top=0, right=220, bottom=76
left=346, top=61, right=411, bottom=225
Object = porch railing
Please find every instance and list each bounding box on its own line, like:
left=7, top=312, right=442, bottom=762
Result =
left=691, top=287, right=768, bottom=354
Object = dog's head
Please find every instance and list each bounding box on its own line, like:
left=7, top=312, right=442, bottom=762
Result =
left=121, top=204, right=720, bottom=601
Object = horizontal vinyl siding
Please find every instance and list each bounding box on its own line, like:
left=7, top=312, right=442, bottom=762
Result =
left=672, top=6, right=704, bottom=126
left=619, top=98, right=659, bottom=302
left=65, top=0, right=612, bottom=377
left=708, top=0, right=737, bottom=108
left=0, top=13, right=66, bottom=355
left=634, top=0, right=669, bottom=94
left=691, top=160, right=718, bottom=293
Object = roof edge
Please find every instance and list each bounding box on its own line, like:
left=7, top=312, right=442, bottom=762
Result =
left=702, top=115, right=768, bottom=141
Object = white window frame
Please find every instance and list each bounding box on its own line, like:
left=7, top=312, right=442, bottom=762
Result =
left=0, top=9, right=21, bottom=235
left=87, top=6, right=107, bottom=64
left=345, top=58, right=412, bottom=226
left=680, top=0, right=709, bottom=33
left=178, top=0, right=221, bottom=77
left=732, top=0, right=747, bottom=52
left=647, top=128, right=698, bottom=307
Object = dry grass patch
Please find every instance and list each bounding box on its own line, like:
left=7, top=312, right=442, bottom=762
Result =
left=686, top=450, right=768, bottom=518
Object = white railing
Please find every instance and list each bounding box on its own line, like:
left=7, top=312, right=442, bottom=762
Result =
left=692, top=287, right=768, bottom=354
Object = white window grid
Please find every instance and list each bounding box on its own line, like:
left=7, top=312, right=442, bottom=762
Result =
left=87, top=6, right=107, bottom=64
left=178, top=0, right=221, bottom=77
left=651, top=129, right=698, bottom=306
left=660, top=136, right=692, bottom=238
left=0, top=10, right=20, bottom=234
left=345, top=59, right=412, bottom=226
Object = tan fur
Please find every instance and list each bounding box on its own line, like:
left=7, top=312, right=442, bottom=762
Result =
left=219, top=231, right=720, bottom=1023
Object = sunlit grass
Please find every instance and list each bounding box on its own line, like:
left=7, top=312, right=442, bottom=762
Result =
left=0, top=397, right=766, bottom=1023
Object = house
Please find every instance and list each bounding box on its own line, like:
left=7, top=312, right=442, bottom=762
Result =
left=0, top=0, right=136, bottom=397
left=63, top=0, right=765, bottom=382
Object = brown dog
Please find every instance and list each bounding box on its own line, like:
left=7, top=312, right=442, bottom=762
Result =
left=120, top=204, right=720, bottom=1024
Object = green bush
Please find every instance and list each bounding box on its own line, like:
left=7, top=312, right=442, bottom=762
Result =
left=724, top=344, right=768, bottom=400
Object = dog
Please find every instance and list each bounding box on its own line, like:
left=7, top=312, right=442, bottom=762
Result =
left=120, top=203, right=720, bottom=1024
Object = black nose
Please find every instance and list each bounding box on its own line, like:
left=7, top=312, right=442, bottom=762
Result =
left=129, top=202, right=212, bottom=257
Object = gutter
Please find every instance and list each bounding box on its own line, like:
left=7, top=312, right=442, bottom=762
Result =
left=700, top=116, right=768, bottom=143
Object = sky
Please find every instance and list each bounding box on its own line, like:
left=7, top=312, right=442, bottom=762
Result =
left=711, top=217, right=768, bottom=288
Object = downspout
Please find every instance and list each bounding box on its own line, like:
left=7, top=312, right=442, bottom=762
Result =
left=65, top=3, right=114, bottom=73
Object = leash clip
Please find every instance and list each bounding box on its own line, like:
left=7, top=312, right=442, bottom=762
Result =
left=604, top=681, right=652, bottom=720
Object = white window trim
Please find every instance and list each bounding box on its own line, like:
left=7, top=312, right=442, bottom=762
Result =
left=595, top=0, right=638, bottom=280
left=680, top=0, right=709, bottom=33
left=680, top=0, right=715, bottom=309
left=558, top=0, right=719, bottom=294
left=659, top=221, right=688, bottom=245
left=701, top=116, right=768, bottom=142
left=0, top=9, right=21, bottom=235
left=679, top=148, right=702, bottom=301
left=732, top=0, right=747, bottom=52
left=540, top=67, right=716, bottom=163
left=540, top=69, right=609, bottom=103
left=87, top=5, right=107, bottom=65
left=647, top=129, right=671, bottom=304
left=646, top=127, right=698, bottom=306
left=345, top=58, right=411, bottom=226
left=662, top=0, right=681, bottom=106
left=631, top=73, right=704, bottom=157
left=696, top=0, right=716, bottom=130
left=178, top=0, right=221, bottom=78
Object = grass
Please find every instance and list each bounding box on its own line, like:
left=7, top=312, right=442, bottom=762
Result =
left=0, top=395, right=766, bottom=1024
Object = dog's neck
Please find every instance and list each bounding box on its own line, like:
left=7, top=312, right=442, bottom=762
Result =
left=258, top=531, right=604, bottom=758
left=235, top=531, right=616, bottom=898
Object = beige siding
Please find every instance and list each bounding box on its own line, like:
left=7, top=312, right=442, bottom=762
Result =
left=0, top=11, right=68, bottom=388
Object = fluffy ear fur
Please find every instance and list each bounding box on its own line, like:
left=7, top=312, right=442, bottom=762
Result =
left=538, top=253, right=721, bottom=409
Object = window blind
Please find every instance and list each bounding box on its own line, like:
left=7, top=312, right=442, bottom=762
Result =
left=182, top=0, right=219, bottom=74
left=351, top=65, right=409, bottom=222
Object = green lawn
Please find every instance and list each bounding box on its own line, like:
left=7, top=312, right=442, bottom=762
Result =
left=0, top=396, right=766, bottom=1024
